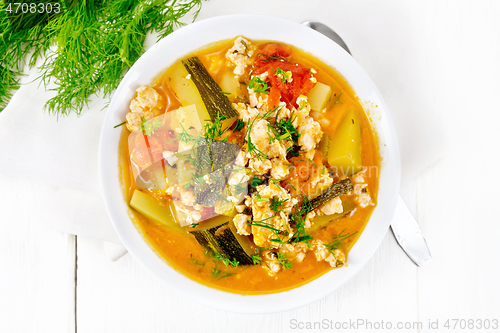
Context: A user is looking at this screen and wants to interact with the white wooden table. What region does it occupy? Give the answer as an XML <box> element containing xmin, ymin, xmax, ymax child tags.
<box><xmin>1</xmin><ymin>1</ymin><xmax>500</xmax><ymax>332</ymax></box>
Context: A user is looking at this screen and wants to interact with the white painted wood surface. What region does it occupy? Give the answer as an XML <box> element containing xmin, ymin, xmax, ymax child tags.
<box><xmin>1</xmin><ymin>1</ymin><xmax>500</xmax><ymax>332</ymax></box>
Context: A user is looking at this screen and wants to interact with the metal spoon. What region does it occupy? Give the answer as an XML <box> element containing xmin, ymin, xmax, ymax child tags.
<box><xmin>303</xmin><ymin>21</ymin><xmax>432</xmax><ymax>267</ymax></box>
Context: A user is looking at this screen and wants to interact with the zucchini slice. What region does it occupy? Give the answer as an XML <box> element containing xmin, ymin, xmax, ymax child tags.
<box><xmin>194</xmin><ymin>168</ymin><xmax>227</xmax><ymax>207</ymax></box>
<box><xmin>309</xmin><ymin>198</ymin><xmax>357</xmax><ymax>232</ymax></box>
<box><xmin>310</xmin><ymin>178</ymin><xmax>354</xmax><ymax>210</ymax></box>
<box><xmin>189</xmin><ymin>219</ymin><xmax>254</xmax><ymax>265</ymax></box>
<box><xmin>194</xmin><ymin>141</ymin><xmax>241</xmax><ymax>207</ymax></box>
<box><xmin>168</xmin><ymin>62</ymin><xmax>211</xmax><ymax>124</ymax></box>
<box><xmin>182</xmin><ymin>57</ymin><xmax>239</xmax><ymax>130</ymax></box>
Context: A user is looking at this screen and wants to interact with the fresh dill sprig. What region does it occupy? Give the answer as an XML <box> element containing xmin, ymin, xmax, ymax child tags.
<box><xmin>213</xmin><ymin>253</ymin><xmax>239</xmax><ymax>267</ymax></box>
<box><xmin>272</xmin><ymin>67</ymin><xmax>290</xmax><ymax>84</ymax></box>
<box><xmin>276</xmin><ymin>252</ymin><xmax>292</xmax><ymax>269</ymax></box>
<box><xmin>256</xmin><ymin>53</ymin><xmax>286</xmax><ymax>63</ymax></box>
<box><xmin>211</xmin><ymin>260</ymin><xmax>237</xmax><ymax>281</ymax></box>
<box><xmin>114</xmin><ymin>121</ymin><xmax>127</xmax><ymax>128</ymax></box>
<box><xmin>308</xmin><ymin>158</ymin><xmax>319</xmax><ymax>168</ymax></box>
<box><xmin>325</xmin><ymin>230</ymin><xmax>358</xmax><ymax>255</ymax></box>
<box><xmin>140</xmin><ymin>116</ymin><xmax>162</xmax><ymax>136</ymax></box>
<box><xmin>332</xmin><ymin>91</ymin><xmax>343</xmax><ymax>106</ymax></box>
<box><xmin>0</xmin><ymin>0</ymin><xmax>204</xmax><ymax>115</ymax></box>
<box><xmin>0</xmin><ymin>65</ymin><xmax>20</xmax><ymax>111</ymax></box>
<box><xmin>254</xmin><ymin>193</ymin><xmax>270</xmax><ymax>202</ymax></box>
<box><xmin>233</xmin><ymin>118</ymin><xmax>244</xmax><ymax>132</ymax></box>
<box><xmin>204</xmin><ymin>113</ymin><xmax>229</xmax><ymax>141</ymax></box>
<box><xmin>251</xmin><ymin>248</ymin><xmax>262</xmax><ymax>265</ymax></box>
<box><xmin>248</xmin><ymin>76</ymin><xmax>270</xmax><ymax>94</ymax></box>
<box><xmin>288</xmin><ymin>195</ymin><xmax>313</xmax><ymax>245</ymax></box>
<box><xmin>0</xmin><ymin>0</ymin><xmax>54</xmax><ymax>111</ymax></box>
<box><xmin>276</xmin><ymin>115</ymin><xmax>299</xmax><ymax>144</ymax></box>
<box><xmin>246</xmin><ymin>115</ymin><xmax>268</xmax><ymax>160</ymax></box>
<box><xmin>249</xmin><ymin>222</ymin><xmax>282</xmax><ymax>233</ymax></box>
<box><xmin>270</xmin><ymin>197</ymin><xmax>288</xmax><ymax>212</ymax></box>
<box><xmin>251</xmin><ymin>254</ymin><xmax>262</xmax><ymax>265</ymax></box>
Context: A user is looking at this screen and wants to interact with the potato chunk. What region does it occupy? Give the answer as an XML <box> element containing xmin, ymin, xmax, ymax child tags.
<box><xmin>328</xmin><ymin>108</ymin><xmax>362</xmax><ymax>175</ymax></box>
<box><xmin>307</xmin><ymin>81</ymin><xmax>332</xmax><ymax>112</ymax></box>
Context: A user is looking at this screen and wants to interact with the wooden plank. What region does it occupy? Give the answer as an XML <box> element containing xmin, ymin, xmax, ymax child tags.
<box><xmin>414</xmin><ymin>0</ymin><xmax>500</xmax><ymax>328</ymax></box>
<box><xmin>0</xmin><ymin>173</ymin><xmax>76</xmax><ymax>333</ymax></box>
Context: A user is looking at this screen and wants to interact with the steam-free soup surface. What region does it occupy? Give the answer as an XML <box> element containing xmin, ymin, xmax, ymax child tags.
<box><xmin>119</xmin><ymin>37</ymin><xmax>379</xmax><ymax>294</ymax></box>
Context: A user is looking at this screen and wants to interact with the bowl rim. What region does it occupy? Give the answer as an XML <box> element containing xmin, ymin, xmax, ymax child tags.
<box><xmin>98</xmin><ymin>14</ymin><xmax>401</xmax><ymax>313</ymax></box>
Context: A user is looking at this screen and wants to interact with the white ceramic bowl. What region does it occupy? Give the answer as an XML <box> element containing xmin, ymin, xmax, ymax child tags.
<box><xmin>98</xmin><ymin>14</ymin><xmax>401</xmax><ymax>313</ymax></box>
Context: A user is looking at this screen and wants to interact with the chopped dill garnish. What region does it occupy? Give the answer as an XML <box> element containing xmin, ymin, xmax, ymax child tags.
<box><xmin>270</xmin><ymin>197</ymin><xmax>288</xmax><ymax>212</ymax></box>
<box><xmin>249</xmin><ymin>222</ymin><xmax>282</xmax><ymax>233</ymax></box>
<box><xmin>288</xmin><ymin>195</ymin><xmax>313</xmax><ymax>245</ymax></box>
<box><xmin>250</xmin><ymin>177</ymin><xmax>263</xmax><ymax>188</ymax></box>
<box><xmin>276</xmin><ymin>114</ymin><xmax>299</xmax><ymax>144</ymax></box>
<box><xmin>213</xmin><ymin>253</ymin><xmax>239</xmax><ymax>267</ymax></box>
<box><xmin>246</xmin><ymin>115</ymin><xmax>268</xmax><ymax>160</ymax></box>
<box><xmin>211</xmin><ymin>261</ymin><xmax>237</xmax><ymax>281</ymax></box>
<box><xmin>251</xmin><ymin>254</ymin><xmax>262</xmax><ymax>265</ymax></box>
<box><xmin>233</xmin><ymin>118</ymin><xmax>245</xmax><ymax>132</ymax></box>
<box><xmin>270</xmin><ymin>178</ymin><xmax>296</xmax><ymax>191</ymax></box>
<box><xmin>220</xmin><ymin>91</ymin><xmax>231</xmax><ymax>95</ymax></box>
<box><xmin>248</xmin><ymin>216</ymin><xmax>284</xmax><ymax>234</ymax></box>
<box><xmin>308</xmin><ymin>158</ymin><xmax>319</xmax><ymax>168</ymax></box>
<box><xmin>251</xmin><ymin>248</ymin><xmax>262</xmax><ymax>265</ymax></box>
<box><xmin>177</xmin><ymin>123</ymin><xmax>198</xmax><ymax>143</ymax></box>
<box><xmin>272</xmin><ymin>67</ymin><xmax>290</xmax><ymax>84</ymax></box>
<box><xmin>215</xmin><ymin>192</ymin><xmax>230</xmax><ymax>203</ymax></box>
<box><xmin>190</xmin><ymin>223</ymin><xmax>199</xmax><ymax>228</ymax></box>
<box><xmin>248</xmin><ymin>76</ymin><xmax>270</xmax><ymax>94</ymax></box>
<box><xmin>190</xmin><ymin>259</ymin><xmax>205</xmax><ymax>266</ymax></box>
<box><xmin>276</xmin><ymin>252</ymin><xmax>293</xmax><ymax>269</ymax></box>
<box><xmin>141</xmin><ymin>116</ymin><xmax>162</xmax><ymax>136</ymax></box>
<box><xmin>236</xmin><ymin>96</ymin><xmax>249</xmax><ymax>102</ymax></box>
<box><xmin>325</xmin><ymin>230</ymin><xmax>358</xmax><ymax>255</ymax></box>
<box><xmin>114</xmin><ymin>121</ymin><xmax>126</xmax><ymax>128</ymax></box>
<box><xmin>257</xmin><ymin>53</ymin><xmax>286</xmax><ymax>63</ymax></box>
<box><xmin>204</xmin><ymin>113</ymin><xmax>229</xmax><ymax>141</ymax></box>
<box><xmin>332</xmin><ymin>91</ymin><xmax>343</xmax><ymax>106</ymax></box>
<box><xmin>254</xmin><ymin>193</ymin><xmax>270</xmax><ymax>202</ymax></box>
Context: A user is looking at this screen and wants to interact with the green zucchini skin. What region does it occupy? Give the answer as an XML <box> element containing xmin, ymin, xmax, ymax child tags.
<box><xmin>310</xmin><ymin>178</ymin><xmax>354</xmax><ymax>210</ymax></box>
<box><xmin>194</xmin><ymin>141</ymin><xmax>241</xmax><ymax>207</ymax></box>
<box><xmin>194</xmin><ymin>168</ymin><xmax>227</xmax><ymax>207</ymax></box>
<box><xmin>182</xmin><ymin>57</ymin><xmax>239</xmax><ymax>122</ymax></box>
<box><xmin>308</xmin><ymin>198</ymin><xmax>357</xmax><ymax>232</ymax></box>
<box><xmin>189</xmin><ymin>222</ymin><xmax>254</xmax><ymax>265</ymax></box>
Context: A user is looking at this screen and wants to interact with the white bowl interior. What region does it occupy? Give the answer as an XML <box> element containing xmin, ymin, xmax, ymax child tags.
<box><xmin>98</xmin><ymin>14</ymin><xmax>401</xmax><ymax>313</ymax></box>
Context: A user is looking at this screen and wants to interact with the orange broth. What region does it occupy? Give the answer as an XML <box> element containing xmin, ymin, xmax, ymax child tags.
<box><xmin>118</xmin><ymin>38</ymin><xmax>380</xmax><ymax>294</ymax></box>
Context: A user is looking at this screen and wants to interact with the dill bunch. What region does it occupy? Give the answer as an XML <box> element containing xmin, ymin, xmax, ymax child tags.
<box><xmin>0</xmin><ymin>0</ymin><xmax>56</xmax><ymax>109</ymax></box>
<box><xmin>0</xmin><ymin>0</ymin><xmax>203</xmax><ymax>115</ymax></box>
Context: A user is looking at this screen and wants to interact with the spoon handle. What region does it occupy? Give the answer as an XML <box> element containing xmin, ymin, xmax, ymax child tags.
<box><xmin>302</xmin><ymin>21</ymin><xmax>352</xmax><ymax>55</ymax></box>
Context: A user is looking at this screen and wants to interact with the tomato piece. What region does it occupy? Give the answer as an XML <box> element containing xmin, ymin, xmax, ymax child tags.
<box><xmin>131</xmin><ymin>139</ymin><xmax>151</xmax><ymax>170</ymax></box>
<box><xmin>252</xmin><ymin>43</ymin><xmax>317</xmax><ymax>108</ymax></box>
<box><xmin>131</xmin><ymin>134</ymin><xmax>165</xmax><ymax>170</ymax></box>
<box><xmin>253</xmin><ymin>43</ymin><xmax>292</xmax><ymax>74</ymax></box>
<box><xmin>154</xmin><ymin>129</ymin><xmax>179</xmax><ymax>152</ymax></box>
<box><xmin>146</xmin><ymin>136</ymin><xmax>164</xmax><ymax>162</ymax></box>
<box><xmin>268</xmin><ymin>85</ymin><xmax>281</xmax><ymax>109</ymax></box>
